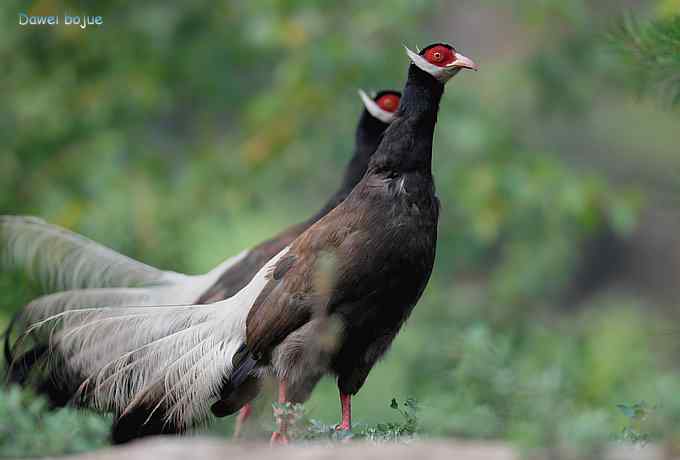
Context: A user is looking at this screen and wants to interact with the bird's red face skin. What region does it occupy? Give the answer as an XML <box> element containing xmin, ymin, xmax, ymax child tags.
<box><xmin>376</xmin><ymin>94</ymin><xmax>400</xmax><ymax>113</ymax></box>
<box><xmin>423</xmin><ymin>45</ymin><xmax>456</xmax><ymax>68</ymax></box>
<box><xmin>405</xmin><ymin>43</ymin><xmax>478</xmax><ymax>82</ymax></box>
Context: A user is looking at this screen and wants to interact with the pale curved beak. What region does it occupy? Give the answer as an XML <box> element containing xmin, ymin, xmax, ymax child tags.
<box><xmin>448</xmin><ymin>52</ymin><xmax>479</xmax><ymax>71</ymax></box>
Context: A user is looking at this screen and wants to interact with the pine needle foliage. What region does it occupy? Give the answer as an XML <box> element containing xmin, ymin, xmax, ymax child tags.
<box><xmin>611</xmin><ymin>13</ymin><xmax>680</xmax><ymax>105</ymax></box>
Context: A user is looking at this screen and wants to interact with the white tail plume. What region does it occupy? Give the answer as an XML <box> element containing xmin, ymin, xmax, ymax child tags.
<box><xmin>18</xmin><ymin>249</ymin><xmax>249</xmax><ymax>326</ymax></box>
<box><xmin>19</xmin><ymin>247</ymin><xmax>289</xmax><ymax>430</ymax></box>
<box><xmin>0</xmin><ymin>216</ymin><xmax>179</xmax><ymax>291</ymax></box>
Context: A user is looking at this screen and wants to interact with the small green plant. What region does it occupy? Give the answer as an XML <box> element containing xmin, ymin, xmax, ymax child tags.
<box><xmin>272</xmin><ymin>401</ymin><xmax>308</xmax><ymax>441</ymax></box>
<box><xmin>616</xmin><ymin>401</ymin><xmax>654</xmax><ymax>446</ymax></box>
<box><xmin>304</xmin><ymin>419</ymin><xmax>354</xmax><ymax>442</ymax></box>
<box><xmin>358</xmin><ymin>398</ymin><xmax>419</xmax><ymax>442</ymax></box>
<box><xmin>303</xmin><ymin>398</ymin><xmax>419</xmax><ymax>443</ymax></box>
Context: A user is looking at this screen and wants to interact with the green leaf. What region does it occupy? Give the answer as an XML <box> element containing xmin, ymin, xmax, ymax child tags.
<box><xmin>617</xmin><ymin>403</ymin><xmax>635</xmax><ymax>418</ymax></box>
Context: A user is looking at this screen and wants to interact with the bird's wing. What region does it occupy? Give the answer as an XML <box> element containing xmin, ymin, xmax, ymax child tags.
<box><xmin>0</xmin><ymin>215</ymin><xmax>179</xmax><ymax>291</ymax></box>
<box><xmin>245</xmin><ymin>206</ymin><xmax>361</xmax><ymax>358</ymax></box>
<box><xmin>14</xmin><ymin>247</ymin><xmax>289</xmax><ymax>431</ymax></box>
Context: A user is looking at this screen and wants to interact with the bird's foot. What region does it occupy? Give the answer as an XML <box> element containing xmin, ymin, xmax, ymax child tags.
<box><xmin>270</xmin><ymin>431</ymin><xmax>289</xmax><ymax>446</ymax></box>
<box><xmin>333</xmin><ymin>423</ymin><xmax>352</xmax><ymax>443</ymax></box>
<box><xmin>334</xmin><ymin>422</ymin><xmax>351</xmax><ymax>431</ymax></box>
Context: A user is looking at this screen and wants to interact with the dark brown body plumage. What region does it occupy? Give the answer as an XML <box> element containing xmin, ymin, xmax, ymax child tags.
<box><xmin>244</xmin><ymin>170</ymin><xmax>439</xmax><ymax>396</ymax></box>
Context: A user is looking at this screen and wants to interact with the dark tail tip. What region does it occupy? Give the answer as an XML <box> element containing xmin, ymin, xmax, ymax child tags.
<box><xmin>111</xmin><ymin>406</ymin><xmax>183</xmax><ymax>445</ymax></box>
<box><xmin>3</xmin><ymin>311</ymin><xmax>23</xmax><ymax>372</ymax></box>
<box><xmin>7</xmin><ymin>345</ymin><xmax>48</xmax><ymax>385</ymax></box>
<box><xmin>6</xmin><ymin>344</ymin><xmax>79</xmax><ymax>409</ymax></box>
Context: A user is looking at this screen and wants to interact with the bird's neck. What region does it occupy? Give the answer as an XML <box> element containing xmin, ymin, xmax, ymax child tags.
<box><xmin>368</xmin><ymin>65</ymin><xmax>444</xmax><ymax>175</ymax></box>
<box><xmin>340</xmin><ymin>110</ymin><xmax>387</xmax><ymax>190</ymax></box>
<box><xmin>304</xmin><ymin>110</ymin><xmax>387</xmax><ymax>225</ymax></box>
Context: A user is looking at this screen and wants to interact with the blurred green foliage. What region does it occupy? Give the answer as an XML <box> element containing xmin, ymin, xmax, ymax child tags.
<box><xmin>611</xmin><ymin>10</ymin><xmax>680</xmax><ymax>104</ymax></box>
<box><xmin>0</xmin><ymin>386</ymin><xmax>109</xmax><ymax>457</ymax></box>
<box><xmin>2</xmin><ymin>0</ymin><xmax>680</xmax><ymax>456</ymax></box>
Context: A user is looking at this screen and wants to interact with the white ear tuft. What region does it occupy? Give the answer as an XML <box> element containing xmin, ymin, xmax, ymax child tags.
<box><xmin>357</xmin><ymin>89</ymin><xmax>397</xmax><ymax>124</ymax></box>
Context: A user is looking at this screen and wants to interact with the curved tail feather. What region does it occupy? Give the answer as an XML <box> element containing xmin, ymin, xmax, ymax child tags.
<box><xmin>21</xmin><ymin>288</ymin><xmax>158</xmax><ymax>324</ymax></box>
<box><xmin>16</xmin><ymin>246</ymin><xmax>251</xmax><ymax>327</ymax></box>
<box><xmin>0</xmin><ymin>215</ymin><xmax>177</xmax><ymax>292</ymax></box>
<box><xmin>12</xmin><ymin>247</ymin><xmax>288</xmax><ymax>432</ymax></box>
<box><xmin>3</xmin><ymin>249</ymin><xmax>251</xmax><ymax>402</ymax></box>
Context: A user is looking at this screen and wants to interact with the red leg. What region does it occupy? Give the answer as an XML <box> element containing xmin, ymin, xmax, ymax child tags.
<box><xmin>233</xmin><ymin>403</ymin><xmax>252</xmax><ymax>439</ymax></box>
<box><xmin>335</xmin><ymin>392</ymin><xmax>351</xmax><ymax>431</ymax></box>
<box><xmin>270</xmin><ymin>380</ymin><xmax>289</xmax><ymax>445</ymax></box>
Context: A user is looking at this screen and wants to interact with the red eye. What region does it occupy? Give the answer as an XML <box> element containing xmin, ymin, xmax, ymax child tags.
<box><xmin>424</xmin><ymin>45</ymin><xmax>455</xmax><ymax>67</ymax></box>
<box><xmin>376</xmin><ymin>94</ymin><xmax>400</xmax><ymax>112</ymax></box>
